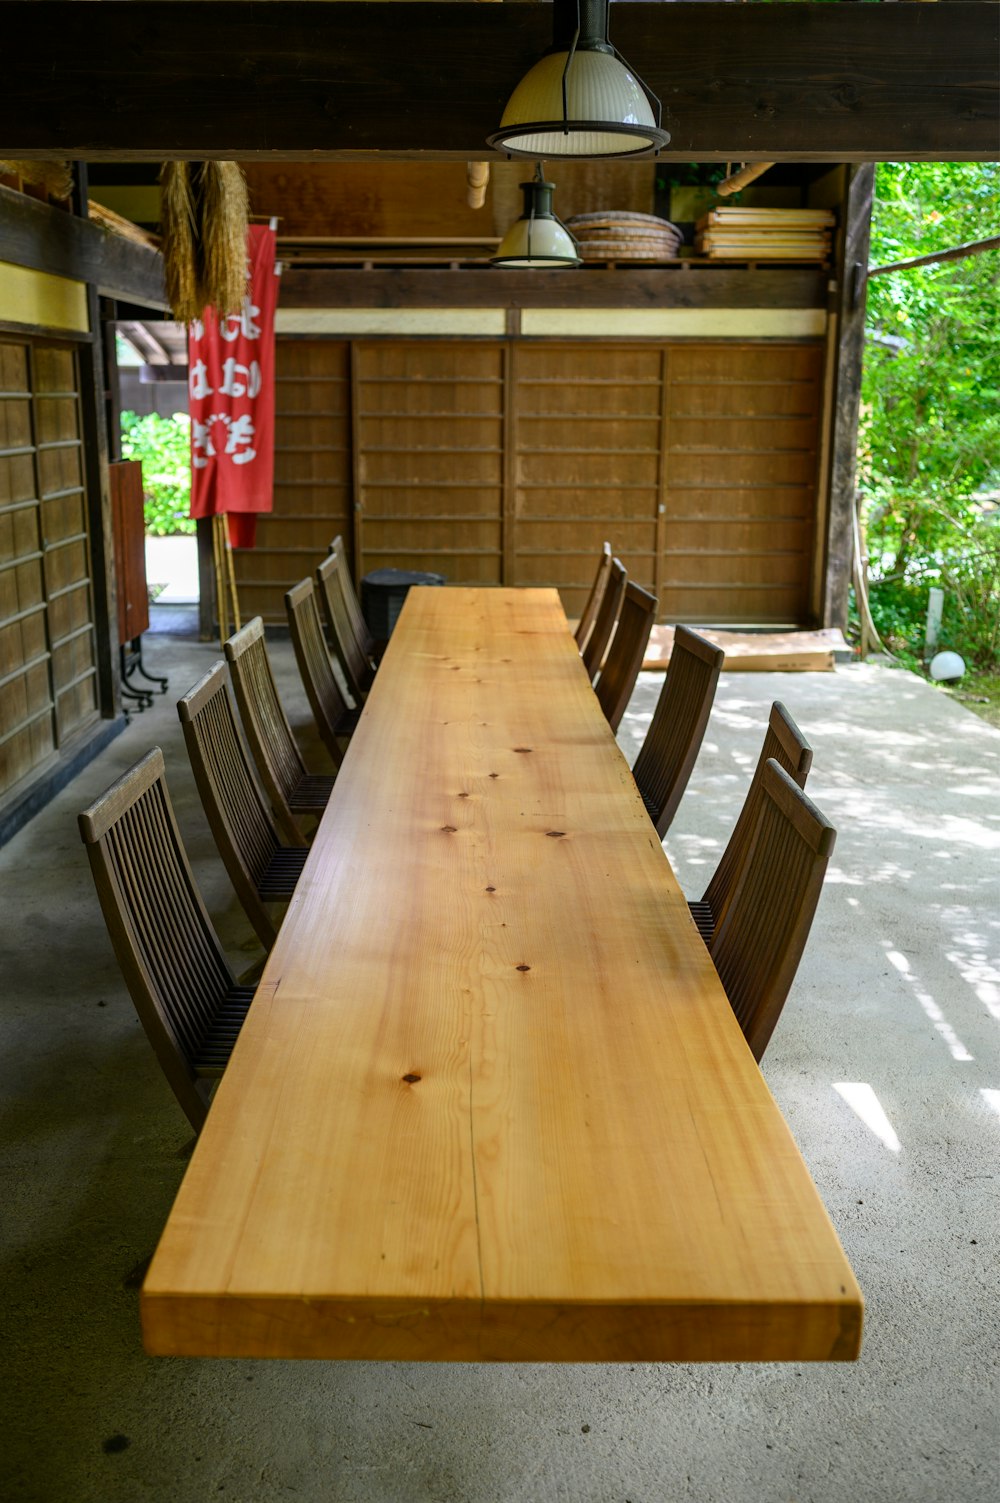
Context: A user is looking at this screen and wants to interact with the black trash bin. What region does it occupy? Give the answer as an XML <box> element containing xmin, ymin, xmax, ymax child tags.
<box><xmin>361</xmin><ymin>567</ymin><xmax>446</xmax><ymax>643</ymax></box>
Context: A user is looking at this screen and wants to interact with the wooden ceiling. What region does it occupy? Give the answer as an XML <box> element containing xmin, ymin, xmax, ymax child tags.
<box><xmin>1</xmin><ymin>3</ymin><xmax>997</xmax><ymax>163</ymax></box>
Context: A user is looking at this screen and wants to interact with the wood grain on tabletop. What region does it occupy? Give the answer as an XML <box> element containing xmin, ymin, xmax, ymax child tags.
<box><xmin>142</xmin><ymin>587</ymin><xmax>862</xmax><ymax>1362</ymax></box>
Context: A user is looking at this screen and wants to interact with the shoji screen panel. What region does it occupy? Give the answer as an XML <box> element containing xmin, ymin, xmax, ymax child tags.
<box><xmin>354</xmin><ymin>342</ymin><xmax>504</xmax><ymax>586</ymax></box>
<box><xmin>232</xmin><ymin>340</ymin><xmax>352</xmax><ymax>623</ymax></box>
<box><xmin>512</xmin><ymin>344</ymin><xmax>661</xmax><ymax>620</ymax></box>
<box><xmin>662</xmin><ymin>343</ymin><xmax>823</xmax><ymax>624</ymax></box>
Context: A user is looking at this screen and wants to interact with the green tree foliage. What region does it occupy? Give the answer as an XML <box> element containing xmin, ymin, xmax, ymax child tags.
<box><xmin>860</xmin><ymin>164</ymin><xmax>1000</xmax><ymax>666</ymax></box>
<box><xmin>119</xmin><ymin>410</ymin><xmax>194</xmax><ymax>536</ymax></box>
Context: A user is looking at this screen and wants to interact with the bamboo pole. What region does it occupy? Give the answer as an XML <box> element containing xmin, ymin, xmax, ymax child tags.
<box><xmin>224</xmin><ymin>523</ymin><xmax>242</xmax><ymax>632</ymax></box>
<box><xmin>869</xmin><ymin>234</ymin><xmax>1000</xmax><ymax>277</ymax></box>
<box><xmin>716</xmin><ymin>162</ymin><xmax>776</xmax><ymax>197</ymax></box>
<box><xmin>212</xmin><ymin>515</ymin><xmax>230</xmax><ymax>646</ymax></box>
<box><xmin>466</xmin><ymin>161</ymin><xmax>490</xmax><ymax>210</ymax></box>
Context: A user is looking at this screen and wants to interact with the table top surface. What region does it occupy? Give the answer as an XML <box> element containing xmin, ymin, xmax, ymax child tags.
<box><xmin>142</xmin><ymin>588</ymin><xmax>862</xmax><ymax>1362</ymax></box>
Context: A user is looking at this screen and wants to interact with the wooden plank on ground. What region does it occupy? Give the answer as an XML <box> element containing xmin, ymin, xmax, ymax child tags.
<box><xmin>643</xmin><ymin>624</ymin><xmax>844</xmax><ymax>673</ymax></box>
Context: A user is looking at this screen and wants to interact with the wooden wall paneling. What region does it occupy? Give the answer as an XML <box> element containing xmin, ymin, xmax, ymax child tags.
<box><xmin>501</xmin><ymin>340</ymin><xmax>516</xmax><ymax>586</ymax></box>
<box><xmin>654</xmin><ymin>346</ymin><xmax>669</xmax><ymax>613</ymax></box>
<box><xmin>231</xmin><ymin>340</ymin><xmax>352</xmax><ymax>623</ymax></box>
<box><xmin>354</xmin><ymin>341</ymin><xmax>504</xmax><ymax>587</ymax></box>
<box><xmin>661</xmin><ymin>342</ymin><xmax>823</xmax><ymax>625</ymax></box>
<box><xmin>350</xmin><ymin>340</ymin><xmax>363</xmax><ymax>584</ymax></box>
<box><xmin>514</xmin><ymin>343</ymin><xmax>660</xmax><ymax>617</ymax></box>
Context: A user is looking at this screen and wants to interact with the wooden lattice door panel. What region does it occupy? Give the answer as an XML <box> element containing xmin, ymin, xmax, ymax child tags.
<box><xmin>661</xmin><ymin>344</ymin><xmax>823</xmax><ymax>625</ymax></box>
<box><xmin>231</xmin><ymin>341</ymin><xmax>352</xmax><ymax>623</ymax></box>
<box><xmin>0</xmin><ymin>342</ymin><xmax>54</xmax><ymax>796</ymax></box>
<box><xmin>1</xmin><ymin>339</ymin><xmax>101</xmax><ymax>801</ymax></box>
<box><xmin>353</xmin><ymin>342</ymin><xmax>504</xmax><ymax>586</ymax></box>
<box><xmin>34</xmin><ymin>346</ymin><xmax>99</xmax><ymax>740</ymax></box>
<box><xmin>512</xmin><ymin>344</ymin><xmax>661</xmax><ymax>618</ymax></box>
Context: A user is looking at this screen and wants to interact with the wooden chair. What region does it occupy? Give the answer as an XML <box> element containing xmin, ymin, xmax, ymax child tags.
<box><xmin>709</xmin><ymin>758</ymin><xmax>836</xmax><ymax>1062</ymax></box>
<box><xmin>316</xmin><ymin>550</ymin><xmax>375</xmax><ymax>704</ymax></box>
<box><xmin>285</xmin><ymin>578</ymin><xmax>360</xmax><ymax>767</ymax></box>
<box><xmin>595</xmin><ymin>579</ymin><xmax>657</xmax><ymax>732</ymax></box>
<box><xmin>178</xmin><ymin>662</ymin><xmax>309</xmax><ymax>949</ymax></box>
<box><xmin>631</xmin><ymin>624</ymin><xmax>725</xmax><ymax>838</ymax></box>
<box><xmin>581</xmin><ymin>555</ymin><xmax>626</xmax><ymax>682</ymax></box>
<box><xmin>224</xmin><ymin>616</ymin><xmax>334</xmax><ymax>846</ymax></box>
<box><xmin>689</xmin><ymin>701</ymin><xmax>813</xmax><ymax>945</ymax></box>
<box><xmin>574</xmin><ymin>541</ymin><xmax>612</xmax><ymax>653</ymax></box>
<box><xmin>329</xmin><ymin>534</ymin><xmax>380</xmax><ymax>665</ymax></box>
<box><xmin>78</xmin><ymin>747</ymin><xmax>256</xmax><ymax>1132</ymax></box>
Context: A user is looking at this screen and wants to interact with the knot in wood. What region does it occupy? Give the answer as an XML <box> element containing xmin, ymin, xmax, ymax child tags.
<box><xmin>402</xmin><ymin>1073</ymin><xmax>421</xmax><ymax>1084</ymax></box>
<box><xmin>513</xmin><ymin>747</ymin><xmax>533</xmax><ymax>754</ymax></box>
<box><xmin>516</xmin><ymin>964</ymin><xmax>531</xmax><ymax>973</ymax></box>
<box><xmin>440</xmin><ymin>825</ymin><xmax>457</xmax><ymax>833</ymax></box>
<box><xmin>545</xmin><ymin>830</ymin><xmax>566</xmax><ymax>838</ymax></box>
<box><xmin>485</xmin><ymin>886</ymin><xmax>496</xmax><ymax>893</ymax></box>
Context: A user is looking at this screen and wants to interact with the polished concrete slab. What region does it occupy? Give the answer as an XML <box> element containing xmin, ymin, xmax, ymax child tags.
<box><xmin>2</xmin><ymin>628</ymin><xmax>998</xmax><ymax>1503</ymax></box>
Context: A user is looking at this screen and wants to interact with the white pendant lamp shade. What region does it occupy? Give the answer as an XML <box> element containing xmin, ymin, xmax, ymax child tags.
<box><xmin>491</xmin><ymin>175</ymin><xmax>581</xmax><ymax>268</ymax></box>
<box><xmin>492</xmin><ymin>50</ymin><xmax>663</xmax><ymax>159</ymax></box>
<box><xmin>487</xmin><ymin>0</ymin><xmax>669</xmax><ymax>159</ymax></box>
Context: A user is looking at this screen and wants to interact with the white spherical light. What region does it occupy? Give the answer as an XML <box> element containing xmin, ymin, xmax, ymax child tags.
<box><xmin>929</xmin><ymin>650</ymin><xmax>966</xmax><ymax>682</ymax></box>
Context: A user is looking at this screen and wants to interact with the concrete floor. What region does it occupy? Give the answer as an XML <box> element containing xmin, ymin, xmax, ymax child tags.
<box><xmin>2</xmin><ymin>627</ymin><xmax>998</xmax><ymax>1503</ymax></box>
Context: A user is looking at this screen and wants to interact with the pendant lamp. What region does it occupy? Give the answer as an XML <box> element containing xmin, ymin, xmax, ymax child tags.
<box><xmin>487</xmin><ymin>0</ymin><xmax>669</xmax><ymax>160</ymax></box>
<box><xmin>491</xmin><ymin>166</ymin><xmax>581</xmax><ymax>268</ymax></box>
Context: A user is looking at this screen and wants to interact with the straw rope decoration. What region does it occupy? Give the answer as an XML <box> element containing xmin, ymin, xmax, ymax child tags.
<box><xmin>160</xmin><ymin>161</ymin><xmax>249</xmax><ymax>325</ymax></box>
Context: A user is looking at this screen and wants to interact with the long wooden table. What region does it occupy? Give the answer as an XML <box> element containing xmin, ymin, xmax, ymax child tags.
<box><xmin>142</xmin><ymin>588</ymin><xmax>863</xmax><ymax>1362</ymax></box>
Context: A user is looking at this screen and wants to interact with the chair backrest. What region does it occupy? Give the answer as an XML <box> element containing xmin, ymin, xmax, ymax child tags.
<box><xmin>595</xmin><ymin>580</ymin><xmax>657</xmax><ymax>732</ymax></box>
<box><xmin>575</xmin><ymin>541</ymin><xmax>613</xmax><ymax>651</ymax></box>
<box><xmin>223</xmin><ymin>616</ymin><xmax>307</xmax><ymax>845</ymax></box>
<box><xmin>631</xmin><ymin>624</ymin><xmax>725</xmax><ymax>838</ymax></box>
<box><xmin>709</xmin><ymin>758</ymin><xmax>836</xmax><ymax>1062</ymax></box>
<box><xmin>581</xmin><ymin>555</ymin><xmax>627</xmax><ymax>681</ymax></box>
<box><xmin>285</xmin><ymin>577</ymin><xmax>349</xmax><ymax>768</ymax></box>
<box><xmin>316</xmin><ymin>550</ymin><xmax>373</xmax><ymax>703</ymax></box>
<box><xmin>330</xmin><ymin>534</ymin><xmax>376</xmax><ymax>661</ymax></box>
<box><xmin>78</xmin><ymin>747</ymin><xmax>235</xmax><ymax>1131</ymax></box>
<box><xmin>701</xmin><ymin>701</ymin><xmax>813</xmax><ymax>941</ymax></box>
<box><xmin>178</xmin><ymin>662</ymin><xmax>286</xmax><ymax>948</ymax></box>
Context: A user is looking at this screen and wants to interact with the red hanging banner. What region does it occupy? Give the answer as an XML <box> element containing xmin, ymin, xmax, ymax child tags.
<box><xmin>188</xmin><ymin>223</ymin><xmax>278</xmax><ymax>548</ymax></box>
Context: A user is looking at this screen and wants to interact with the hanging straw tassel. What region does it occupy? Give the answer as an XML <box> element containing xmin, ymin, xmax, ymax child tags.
<box><xmin>199</xmin><ymin>162</ymin><xmax>250</xmax><ymax>317</ymax></box>
<box><xmin>159</xmin><ymin>160</ymin><xmax>249</xmax><ymax>323</ymax></box>
<box><xmin>160</xmin><ymin>162</ymin><xmax>200</xmax><ymax>324</ymax></box>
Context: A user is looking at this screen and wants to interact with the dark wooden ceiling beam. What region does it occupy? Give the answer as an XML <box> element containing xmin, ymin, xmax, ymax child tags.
<box><xmin>278</xmin><ymin>265</ymin><xmax>828</xmax><ymax>312</ymax></box>
<box><xmin>0</xmin><ymin>3</ymin><xmax>996</xmax><ymax>162</ymax></box>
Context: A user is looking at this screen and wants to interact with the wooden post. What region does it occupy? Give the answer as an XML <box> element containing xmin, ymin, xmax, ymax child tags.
<box><xmin>822</xmin><ymin>164</ymin><xmax>875</xmax><ymax>631</ymax></box>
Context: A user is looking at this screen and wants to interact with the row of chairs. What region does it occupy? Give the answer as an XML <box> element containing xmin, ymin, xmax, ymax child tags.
<box><xmin>78</xmin><ymin>540</ymin><xmax>372</xmax><ymax>1130</ymax></box>
<box><xmin>79</xmin><ymin>539</ymin><xmax>835</xmax><ymax>1131</ymax></box>
<box><xmin>574</xmin><ymin>541</ymin><xmax>836</xmax><ymax>1064</ymax></box>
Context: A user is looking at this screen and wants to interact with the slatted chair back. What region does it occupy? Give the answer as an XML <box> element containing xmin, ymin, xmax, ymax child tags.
<box><xmin>78</xmin><ymin>747</ymin><xmax>250</xmax><ymax>1132</ymax></box>
<box><xmin>178</xmin><ymin>662</ymin><xmax>291</xmax><ymax>949</ymax></box>
<box><xmin>285</xmin><ymin>577</ymin><xmax>352</xmax><ymax>768</ymax></box>
<box><xmin>631</xmin><ymin>624</ymin><xmax>725</xmax><ymax>838</ymax></box>
<box><xmin>330</xmin><ymin>534</ymin><xmax>377</xmax><ymax>663</ymax></box>
<box><xmin>595</xmin><ymin>580</ymin><xmax>657</xmax><ymax>732</ymax></box>
<box><xmin>697</xmin><ymin>701</ymin><xmax>813</xmax><ymax>943</ymax></box>
<box><xmin>317</xmin><ymin>551</ymin><xmax>374</xmax><ymax>703</ymax></box>
<box><xmin>709</xmin><ymin>758</ymin><xmax>836</xmax><ymax>1062</ymax></box>
<box><xmin>575</xmin><ymin>541</ymin><xmax>613</xmax><ymax>651</ymax></box>
<box><xmin>224</xmin><ymin>617</ymin><xmax>309</xmax><ymax>845</ymax></box>
<box><xmin>581</xmin><ymin>555</ymin><xmax>626</xmax><ymax>682</ymax></box>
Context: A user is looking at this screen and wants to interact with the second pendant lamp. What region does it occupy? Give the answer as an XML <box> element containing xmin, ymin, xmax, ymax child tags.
<box><xmin>491</xmin><ymin>166</ymin><xmax>581</xmax><ymax>269</ymax></box>
<box><xmin>487</xmin><ymin>0</ymin><xmax>669</xmax><ymax>160</ymax></box>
